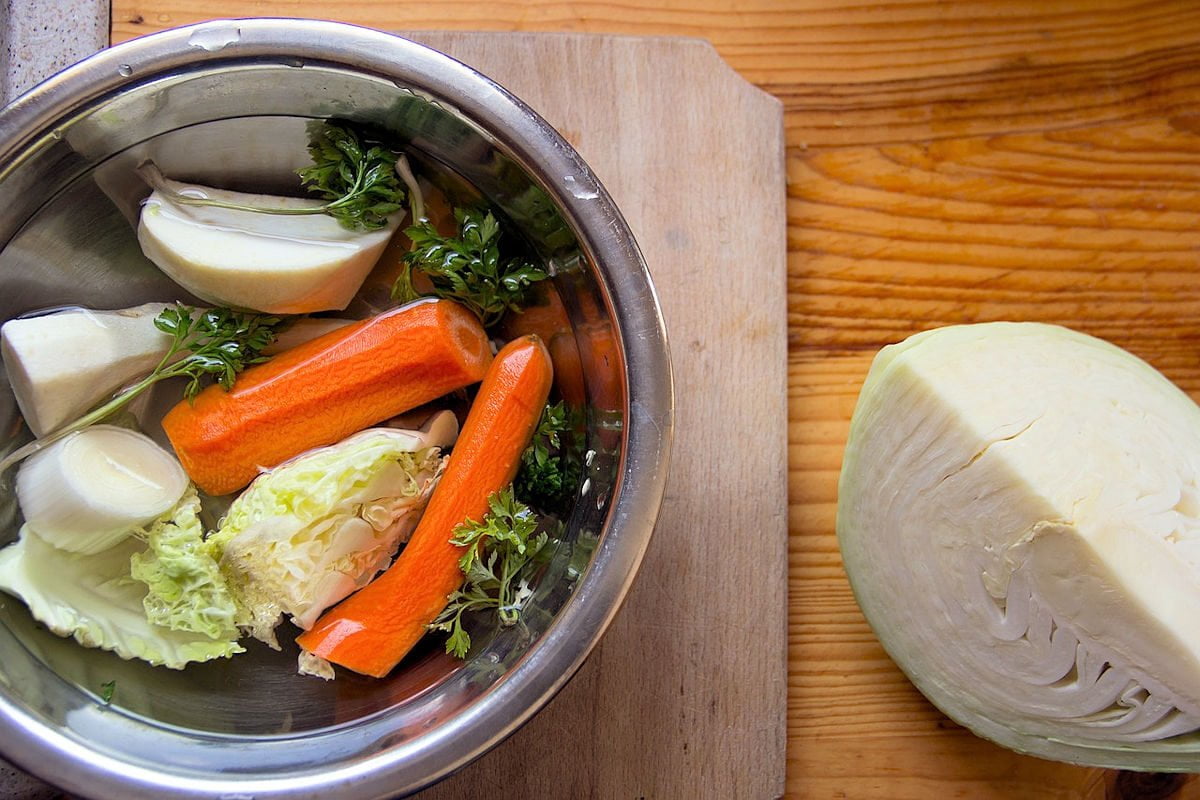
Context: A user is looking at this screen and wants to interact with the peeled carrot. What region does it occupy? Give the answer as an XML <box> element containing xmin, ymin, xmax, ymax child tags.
<box><xmin>297</xmin><ymin>334</ymin><xmax>553</xmax><ymax>677</ymax></box>
<box><xmin>161</xmin><ymin>299</ymin><xmax>491</xmax><ymax>496</ymax></box>
<box><xmin>502</xmin><ymin>285</ymin><xmax>586</xmax><ymax>406</ymax></box>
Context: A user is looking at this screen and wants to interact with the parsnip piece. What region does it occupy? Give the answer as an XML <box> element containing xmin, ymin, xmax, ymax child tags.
<box><xmin>1</xmin><ymin>303</ymin><xmax>171</xmax><ymax>437</ymax></box>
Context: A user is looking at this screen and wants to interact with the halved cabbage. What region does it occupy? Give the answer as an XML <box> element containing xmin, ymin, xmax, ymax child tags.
<box><xmin>207</xmin><ymin>419</ymin><xmax>454</xmax><ymax>646</ymax></box>
<box><xmin>838</xmin><ymin>322</ymin><xmax>1200</xmax><ymax>769</ymax></box>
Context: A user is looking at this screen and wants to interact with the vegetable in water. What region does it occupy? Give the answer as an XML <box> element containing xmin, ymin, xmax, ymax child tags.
<box><xmin>135</xmin><ymin>121</ymin><xmax>411</xmax><ymax>313</ymax></box>
<box><xmin>515</xmin><ymin>401</ymin><xmax>582</xmax><ymax>512</ymax></box>
<box><xmin>0</xmin><ymin>497</ymin><xmax>244</xmax><ymax>669</ymax></box>
<box><xmin>295</xmin><ymin>122</ymin><xmax>409</xmax><ymax>231</ymax></box>
<box><xmin>130</xmin><ymin>487</ymin><xmax>239</xmax><ymax>641</ymax></box>
<box><xmin>16</xmin><ymin>426</ymin><xmax>188</xmax><ymax>555</ymax></box>
<box><xmin>206</xmin><ymin>419</ymin><xmax>454</xmax><ymax>648</ymax></box>
<box><xmin>393</xmin><ymin>208</ymin><xmax>549</xmax><ymax>326</ymax></box>
<box><xmin>138</xmin><ymin>174</ymin><xmax>400</xmax><ymax>314</ymax></box>
<box><xmin>161</xmin><ymin>299</ymin><xmax>491</xmax><ymax>496</ymax></box>
<box><xmin>0</xmin><ymin>119</ymin><xmax>571</xmax><ymax>684</ymax></box>
<box><xmin>430</xmin><ymin>487</ymin><xmax>550</xmax><ymax>658</ymax></box>
<box><xmin>298</xmin><ymin>334</ymin><xmax>554</xmax><ymax>677</ymax></box>
<box><xmin>838</xmin><ymin>322</ymin><xmax>1200</xmax><ymax>770</ymax></box>
<box><xmin>0</xmin><ymin>304</ymin><xmax>285</xmax><ymax>475</ymax></box>
<box><xmin>0</xmin><ymin>303</ymin><xmax>171</xmax><ymax>437</ymax></box>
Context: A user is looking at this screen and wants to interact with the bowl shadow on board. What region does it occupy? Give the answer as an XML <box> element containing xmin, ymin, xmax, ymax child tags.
<box><xmin>0</xmin><ymin>102</ymin><xmax>622</xmax><ymax>770</ymax></box>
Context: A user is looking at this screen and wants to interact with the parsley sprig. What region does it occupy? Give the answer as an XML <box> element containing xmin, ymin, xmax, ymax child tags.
<box><xmin>151</xmin><ymin>305</ymin><xmax>284</xmax><ymax>400</ymax></box>
<box><xmin>392</xmin><ymin>208</ymin><xmax>549</xmax><ymax>326</ymax></box>
<box><xmin>429</xmin><ymin>488</ymin><xmax>550</xmax><ymax>658</ymax></box>
<box><xmin>515</xmin><ymin>401</ymin><xmax>582</xmax><ymax>512</ymax></box>
<box><xmin>296</xmin><ymin>123</ymin><xmax>407</xmax><ymax>230</ymax></box>
<box><xmin>0</xmin><ymin>304</ymin><xmax>286</xmax><ymax>474</ymax></box>
<box><xmin>139</xmin><ymin>122</ymin><xmax>406</xmax><ymax>232</ymax></box>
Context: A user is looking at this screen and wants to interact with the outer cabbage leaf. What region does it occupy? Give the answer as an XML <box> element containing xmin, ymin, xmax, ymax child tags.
<box><xmin>0</xmin><ymin>525</ymin><xmax>244</xmax><ymax>669</ymax></box>
<box><xmin>207</xmin><ymin>428</ymin><xmax>445</xmax><ymax>646</ymax></box>
<box><xmin>130</xmin><ymin>487</ymin><xmax>239</xmax><ymax>641</ymax></box>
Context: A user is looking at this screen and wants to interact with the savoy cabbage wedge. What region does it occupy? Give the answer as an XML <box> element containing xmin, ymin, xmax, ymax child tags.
<box><xmin>207</xmin><ymin>418</ymin><xmax>454</xmax><ymax>647</ymax></box>
<box><xmin>0</xmin><ymin>522</ymin><xmax>243</xmax><ymax>669</ymax></box>
<box><xmin>837</xmin><ymin>322</ymin><xmax>1200</xmax><ymax>770</ymax></box>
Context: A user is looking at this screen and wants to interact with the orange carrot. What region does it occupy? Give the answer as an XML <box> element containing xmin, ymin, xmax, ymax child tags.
<box><xmin>502</xmin><ymin>285</ymin><xmax>586</xmax><ymax>406</ymax></box>
<box><xmin>297</xmin><ymin>334</ymin><xmax>553</xmax><ymax>677</ymax></box>
<box><xmin>161</xmin><ymin>299</ymin><xmax>492</xmax><ymax>496</ymax></box>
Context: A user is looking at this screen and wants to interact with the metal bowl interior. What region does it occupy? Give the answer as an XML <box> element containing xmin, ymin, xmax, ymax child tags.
<box><xmin>0</xmin><ymin>19</ymin><xmax>671</xmax><ymax>799</ymax></box>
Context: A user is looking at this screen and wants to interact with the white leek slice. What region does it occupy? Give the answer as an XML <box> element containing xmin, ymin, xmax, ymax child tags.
<box><xmin>137</xmin><ymin>178</ymin><xmax>398</xmax><ymax>314</ymax></box>
<box><xmin>17</xmin><ymin>425</ymin><xmax>188</xmax><ymax>554</ymax></box>
<box><xmin>838</xmin><ymin>322</ymin><xmax>1200</xmax><ymax>769</ymax></box>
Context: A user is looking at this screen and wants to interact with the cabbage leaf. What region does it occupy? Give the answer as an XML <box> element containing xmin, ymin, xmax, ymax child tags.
<box><xmin>0</xmin><ymin>525</ymin><xmax>243</xmax><ymax>669</ymax></box>
<box><xmin>207</xmin><ymin>428</ymin><xmax>445</xmax><ymax>646</ymax></box>
<box><xmin>130</xmin><ymin>487</ymin><xmax>239</xmax><ymax>641</ymax></box>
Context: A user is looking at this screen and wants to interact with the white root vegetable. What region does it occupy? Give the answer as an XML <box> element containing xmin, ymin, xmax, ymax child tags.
<box><xmin>838</xmin><ymin>322</ymin><xmax>1200</xmax><ymax>771</ymax></box>
<box><xmin>137</xmin><ymin>177</ymin><xmax>398</xmax><ymax>314</ymax></box>
<box><xmin>17</xmin><ymin>425</ymin><xmax>188</xmax><ymax>554</ymax></box>
<box><xmin>1</xmin><ymin>306</ymin><xmax>350</xmax><ymax>438</ymax></box>
<box><xmin>1</xmin><ymin>303</ymin><xmax>171</xmax><ymax>437</ymax></box>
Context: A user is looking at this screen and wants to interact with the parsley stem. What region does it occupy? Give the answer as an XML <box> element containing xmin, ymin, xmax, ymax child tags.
<box><xmin>137</xmin><ymin>162</ymin><xmax>331</xmax><ymax>217</ymax></box>
<box><xmin>394</xmin><ymin>154</ymin><xmax>425</xmax><ymax>223</ymax></box>
<box><xmin>0</xmin><ymin>372</ymin><xmax>163</xmax><ymax>475</ymax></box>
<box><xmin>158</xmin><ymin>196</ymin><xmax>332</xmax><ymax>216</ymax></box>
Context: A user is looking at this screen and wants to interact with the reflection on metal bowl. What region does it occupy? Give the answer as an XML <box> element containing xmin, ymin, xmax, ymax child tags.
<box><xmin>0</xmin><ymin>18</ymin><xmax>671</xmax><ymax>800</ymax></box>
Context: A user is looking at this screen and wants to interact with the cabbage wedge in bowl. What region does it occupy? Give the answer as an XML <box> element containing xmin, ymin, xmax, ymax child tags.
<box><xmin>838</xmin><ymin>322</ymin><xmax>1200</xmax><ymax>770</ymax></box>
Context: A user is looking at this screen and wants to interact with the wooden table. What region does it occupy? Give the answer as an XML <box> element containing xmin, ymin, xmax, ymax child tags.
<box><xmin>111</xmin><ymin>2</ymin><xmax>1200</xmax><ymax>797</ymax></box>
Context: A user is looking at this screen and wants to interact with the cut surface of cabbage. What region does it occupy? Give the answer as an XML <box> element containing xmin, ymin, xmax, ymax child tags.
<box><xmin>838</xmin><ymin>322</ymin><xmax>1200</xmax><ymax>770</ymax></box>
<box><xmin>207</xmin><ymin>424</ymin><xmax>449</xmax><ymax>647</ymax></box>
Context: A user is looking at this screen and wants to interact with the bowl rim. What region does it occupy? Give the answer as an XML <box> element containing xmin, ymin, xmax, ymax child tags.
<box><xmin>0</xmin><ymin>17</ymin><xmax>673</xmax><ymax>799</ymax></box>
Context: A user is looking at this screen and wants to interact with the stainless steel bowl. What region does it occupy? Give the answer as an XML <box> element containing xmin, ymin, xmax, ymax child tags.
<box><xmin>0</xmin><ymin>18</ymin><xmax>672</xmax><ymax>799</ymax></box>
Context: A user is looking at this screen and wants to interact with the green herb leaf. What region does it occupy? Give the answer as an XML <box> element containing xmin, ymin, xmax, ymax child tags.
<box><xmin>393</xmin><ymin>207</ymin><xmax>549</xmax><ymax>326</ymax></box>
<box><xmin>515</xmin><ymin>402</ymin><xmax>583</xmax><ymax>511</ymax></box>
<box><xmin>100</xmin><ymin>680</ymin><xmax>116</xmax><ymax>704</ymax></box>
<box><xmin>297</xmin><ymin>122</ymin><xmax>407</xmax><ymax>231</ymax></box>
<box><xmin>152</xmin><ymin>305</ymin><xmax>286</xmax><ymax>400</ymax></box>
<box><xmin>429</xmin><ymin>488</ymin><xmax>551</xmax><ymax>657</ymax></box>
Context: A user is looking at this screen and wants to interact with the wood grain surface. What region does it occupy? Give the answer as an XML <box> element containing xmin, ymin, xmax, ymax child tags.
<box><xmin>110</xmin><ymin>1</ymin><xmax>1200</xmax><ymax>798</ymax></box>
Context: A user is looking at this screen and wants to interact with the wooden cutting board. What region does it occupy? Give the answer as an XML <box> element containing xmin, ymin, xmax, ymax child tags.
<box><xmin>0</xmin><ymin>31</ymin><xmax>788</xmax><ymax>799</ymax></box>
<box><xmin>402</xmin><ymin>33</ymin><xmax>788</xmax><ymax>799</ymax></box>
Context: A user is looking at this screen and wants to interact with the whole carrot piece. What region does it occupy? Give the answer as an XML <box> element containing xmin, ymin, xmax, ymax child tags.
<box><xmin>297</xmin><ymin>334</ymin><xmax>553</xmax><ymax>677</ymax></box>
<box><xmin>161</xmin><ymin>299</ymin><xmax>491</xmax><ymax>496</ymax></box>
